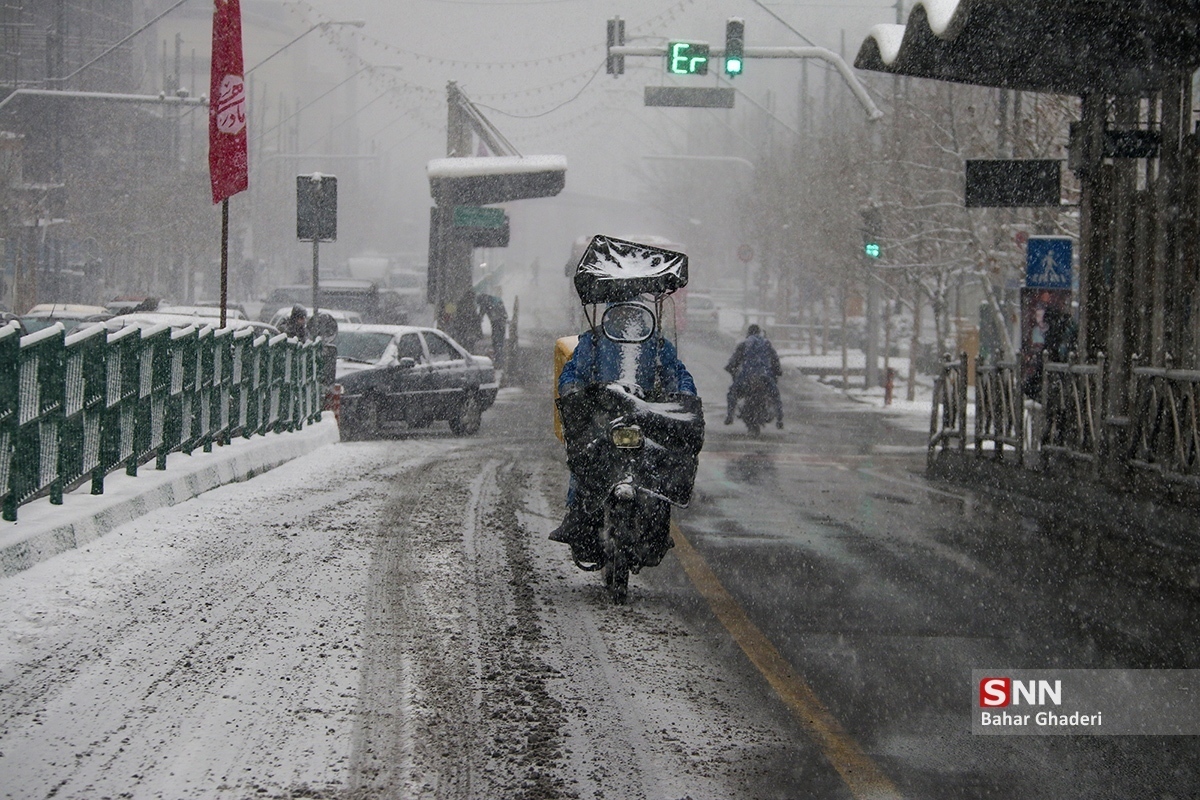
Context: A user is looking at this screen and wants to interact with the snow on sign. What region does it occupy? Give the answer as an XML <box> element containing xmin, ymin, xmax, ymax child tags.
<box><xmin>428</xmin><ymin>155</ymin><xmax>566</xmax><ymax>206</ymax></box>
<box><xmin>1025</xmin><ymin>236</ymin><xmax>1072</xmax><ymax>289</ymax></box>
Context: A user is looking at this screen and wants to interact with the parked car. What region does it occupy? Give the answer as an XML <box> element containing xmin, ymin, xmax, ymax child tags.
<box><xmin>334</xmin><ymin>323</ymin><xmax>498</xmax><ymax>440</ymax></box>
<box><xmin>259</xmin><ymin>279</ymin><xmax>379</xmax><ymax>323</ymax></box>
<box><xmin>684</xmin><ymin>292</ymin><xmax>720</xmax><ymax>334</ymax></box>
<box><xmin>105</xmin><ymin>295</ymin><xmax>160</xmax><ymax>315</ymax></box>
<box><xmin>20</xmin><ymin>303</ymin><xmax>112</xmax><ymax>334</ymax></box>
<box><xmin>375</xmin><ymin>289</ymin><xmax>415</xmax><ymax>325</ymax></box>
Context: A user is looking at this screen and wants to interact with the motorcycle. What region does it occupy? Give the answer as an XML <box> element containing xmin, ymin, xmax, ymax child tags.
<box><xmin>555</xmin><ymin>235</ymin><xmax>705</xmax><ymax>604</ymax></box>
<box><xmin>735</xmin><ymin>374</ymin><xmax>775</xmax><ymax>436</ymax></box>
<box><xmin>557</xmin><ymin>384</ymin><xmax>703</xmax><ymax>602</ymax></box>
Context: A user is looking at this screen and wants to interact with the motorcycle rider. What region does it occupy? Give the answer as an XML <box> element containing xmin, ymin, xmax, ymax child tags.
<box><xmin>550</xmin><ymin>299</ymin><xmax>698</xmax><ymax>564</ymax></box>
<box><xmin>725</xmin><ymin>324</ymin><xmax>784</xmax><ymax>428</ymax></box>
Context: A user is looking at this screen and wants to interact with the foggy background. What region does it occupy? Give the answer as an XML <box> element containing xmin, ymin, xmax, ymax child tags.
<box><xmin>0</xmin><ymin>0</ymin><xmax>901</xmax><ymax>331</ymax></box>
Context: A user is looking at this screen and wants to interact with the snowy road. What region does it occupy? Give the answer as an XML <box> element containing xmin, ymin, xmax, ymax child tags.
<box><xmin>5</xmin><ymin>337</ymin><xmax>1200</xmax><ymax>800</ymax></box>
<box><xmin>0</xmin><ymin>390</ymin><xmax>809</xmax><ymax>800</ymax></box>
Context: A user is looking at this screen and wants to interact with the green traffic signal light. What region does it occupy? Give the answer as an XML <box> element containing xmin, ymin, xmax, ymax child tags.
<box><xmin>864</xmin><ymin>241</ymin><xmax>881</xmax><ymax>259</ymax></box>
<box><xmin>725</xmin><ymin>18</ymin><xmax>745</xmax><ymax>76</ymax></box>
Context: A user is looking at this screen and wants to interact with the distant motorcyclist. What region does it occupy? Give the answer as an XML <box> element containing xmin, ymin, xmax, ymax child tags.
<box><xmin>725</xmin><ymin>324</ymin><xmax>783</xmax><ymax>428</ymax></box>
<box><xmin>550</xmin><ymin>299</ymin><xmax>697</xmax><ymax>563</ymax></box>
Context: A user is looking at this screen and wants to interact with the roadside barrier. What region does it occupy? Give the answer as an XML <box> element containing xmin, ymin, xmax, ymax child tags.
<box><xmin>975</xmin><ymin>359</ymin><xmax>1025</xmax><ymax>463</ymax></box>
<box><xmin>1040</xmin><ymin>352</ymin><xmax>1106</xmax><ymax>468</ymax></box>
<box><xmin>927</xmin><ymin>351</ymin><xmax>969</xmax><ymax>467</ymax></box>
<box><xmin>929</xmin><ymin>351</ymin><xmax>1106</xmax><ymax>470</ymax></box>
<box><xmin>1128</xmin><ymin>358</ymin><xmax>1200</xmax><ymax>486</ymax></box>
<box><xmin>0</xmin><ymin>320</ymin><xmax>323</xmax><ymax>521</ymax></box>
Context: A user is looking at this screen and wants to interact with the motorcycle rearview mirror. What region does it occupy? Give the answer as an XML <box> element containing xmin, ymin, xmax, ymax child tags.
<box><xmin>601</xmin><ymin>302</ymin><xmax>656</xmax><ymax>344</ymax></box>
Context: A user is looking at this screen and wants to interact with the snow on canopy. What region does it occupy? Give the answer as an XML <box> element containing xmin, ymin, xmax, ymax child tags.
<box><xmin>426</xmin><ymin>155</ymin><xmax>566</xmax><ymax>179</ymax></box>
<box><xmin>572</xmin><ymin>235</ymin><xmax>688</xmax><ymax>304</ymax></box>
<box><xmin>854</xmin><ymin>0</ymin><xmax>1200</xmax><ymax>95</ymax></box>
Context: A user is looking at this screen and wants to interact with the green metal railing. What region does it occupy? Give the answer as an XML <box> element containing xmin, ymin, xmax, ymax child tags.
<box><xmin>0</xmin><ymin>320</ymin><xmax>324</xmax><ymax>521</ymax></box>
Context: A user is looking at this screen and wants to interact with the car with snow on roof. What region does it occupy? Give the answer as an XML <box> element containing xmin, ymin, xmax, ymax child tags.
<box><xmin>20</xmin><ymin>303</ymin><xmax>112</xmax><ymax>334</ymax></box>
<box><xmin>333</xmin><ymin>323</ymin><xmax>498</xmax><ymax>440</ymax></box>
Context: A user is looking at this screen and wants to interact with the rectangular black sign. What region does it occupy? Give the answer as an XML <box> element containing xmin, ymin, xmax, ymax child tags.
<box><xmin>644</xmin><ymin>86</ymin><xmax>735</xmax><ymax>108</ymax></box>
<box><xmin>297</xmin><ymin>175</ymin><xmax>338</xmax><ymax>241</ymax></box>
<box><xmin>1104</xmin><ymin>129</ymin><xmax>1161</xmax><ymax>159</ymax></box>
<box><xmin>965</xmin><ymin>160</ymin><xmax>1061</xmax><ymax>208</ymax></box>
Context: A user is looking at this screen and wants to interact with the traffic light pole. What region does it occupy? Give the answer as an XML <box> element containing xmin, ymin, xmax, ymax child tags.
<box><xmin>607</xmin><ymin>44</ymin><xmax>883</xmax><ymax>121</ymax></box>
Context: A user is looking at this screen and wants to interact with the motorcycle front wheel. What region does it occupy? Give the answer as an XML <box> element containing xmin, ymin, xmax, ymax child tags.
<box><xmin>602</xmin><ymin>502</ymin><xmax>631</xmax><ymax>604</ymax></box>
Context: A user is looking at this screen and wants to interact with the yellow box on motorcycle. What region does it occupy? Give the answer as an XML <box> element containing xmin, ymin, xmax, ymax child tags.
<box><xmin>553</xmin><ymin>335</ymin><xmax>579</xmax><ymax>443</ymax></box>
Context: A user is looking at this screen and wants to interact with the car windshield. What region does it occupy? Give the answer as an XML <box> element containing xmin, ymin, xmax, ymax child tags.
<box><xmin>336</xmin><ymin>331</ymin><xmax>394</xmax><ymax>363</ymax></box>
<box><xmin>21</xmin><ymin>316</ymin><xmax>96</xmax><ymax>334</ymax></box>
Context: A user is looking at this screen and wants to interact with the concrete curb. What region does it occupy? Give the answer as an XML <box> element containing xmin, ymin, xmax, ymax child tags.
<box><xmin>0</xmin><ymin>419</ymin><xmax>340</xmax><ymax>578</ymax></box>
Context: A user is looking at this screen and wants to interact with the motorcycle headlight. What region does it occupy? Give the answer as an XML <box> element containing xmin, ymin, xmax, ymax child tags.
<box><xmin>611</xmin><ymin>425</ymin><xmax>644</xmax><ymax>449</ymax></box>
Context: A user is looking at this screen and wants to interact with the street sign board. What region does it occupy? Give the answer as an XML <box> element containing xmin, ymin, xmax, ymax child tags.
<box><xmin>644</xmin><ymin>86</ymin><xmax>735</xmax><ymax>108</ymax></box>
<box><xmin>737</xmin><ymin>244</ymin><xmax>754</xmax><ymax>262</ymax></box>
<box><xmin>453</xmin><ymin>205</ymin><xmax>506</xmax><ymax>228</ymax></box>
<box><xmin>667</xmin><ymin>41</ymin><xmax>709</xmax><ymax>75</ymax></box>
<box><xmin>296</xmin><ymin>174</ymin><xmax>337</xmax><ymax>242</ymax></box>
<box><xmin>1104</xmin><ymin>129</ymin><xmax>1161</xmax><ymax>159</ymax></box>
<box><xmin>1025</xmin><ymin>236</ymin><xmax>1072</xmax><ymax>289</ymax></box>
<box><xmin>461</xmin><ymin>222</ymin><xmax>510</xmax><ymax>248</ymax></box>
<box><xmin>965</xmin><ymin>159</ymin><xmax>1060</xmax><ymax>207</ymax></box>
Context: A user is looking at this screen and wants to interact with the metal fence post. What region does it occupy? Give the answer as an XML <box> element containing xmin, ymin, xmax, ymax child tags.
<box><xmin>958</xmin><ymin>350</ymin><xmax>969</xmax><ymax>455</ymax></box>
<box><xmin>0</xmin><ymin>323</ymin><xmax>22</xmax><ymax>519</ymax></box>
<box><xmin>59</xmin><ymin>324</ymin><xmax>106</xmax><ymax>497</ymax></box>
<box><xmin>159</xmin><ymin>326</ymin><xmax>197</xmax><ymax>470</ymax></box>
<box><xmin>9</xmin><ymin>324</ymin><xmax>66</xmax><ymax>518</ymax></box>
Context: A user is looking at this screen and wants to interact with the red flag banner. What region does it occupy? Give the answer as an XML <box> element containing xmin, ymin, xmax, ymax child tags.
<box><xmin>209</xmin><ymin>0</ymin><xmax>248</xmax><ymax>204</ymax></box>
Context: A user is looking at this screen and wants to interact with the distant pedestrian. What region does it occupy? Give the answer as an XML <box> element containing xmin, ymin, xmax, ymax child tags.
<box><xmin>448</xmin><ymin>289</ymin><xmax>482</xmax><ymax>352</ymax></box>
<box><xmin>280</xmin><ymin>305</ymin><xmax>308</xmax><ymax>341</ymax></box>
<box><xmin>477</xmin><ymin>293</ymin><xmax>508</xmax><ymax>368</ymax></box>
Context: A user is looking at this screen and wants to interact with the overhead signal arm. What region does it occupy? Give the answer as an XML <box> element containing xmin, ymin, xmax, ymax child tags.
<box><xmin>607</xmin><ymin>37</ymin><xmax>883</xmax><ymax>121</ymax></box>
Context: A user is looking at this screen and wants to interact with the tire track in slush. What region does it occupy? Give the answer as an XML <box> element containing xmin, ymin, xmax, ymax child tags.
<box><xmin>349</xmin><ymin>449</ymin><xmax>576</xmax><ymax>800</ymax></box>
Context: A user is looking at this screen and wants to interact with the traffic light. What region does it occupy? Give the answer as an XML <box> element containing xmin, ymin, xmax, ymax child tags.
<box><xmin>606</xmin><ymin>17</ymin><xmax>625</xmax><ymax>76</ymax></box>
<box><xmin>861</xmin><ymin>206</ymin><xmax>881</xmax><ymax>259</ymax></box>
<box><xmin>725</xmin><ymin>18</ymin><xmax>745</xmax><ymax>76</ymax></box>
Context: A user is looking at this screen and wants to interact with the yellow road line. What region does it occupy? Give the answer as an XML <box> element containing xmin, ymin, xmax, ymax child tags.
<box><xmin>670</xmin><ymin>522</ymin><xmax>903</xmax><ymax>800</ymax></box>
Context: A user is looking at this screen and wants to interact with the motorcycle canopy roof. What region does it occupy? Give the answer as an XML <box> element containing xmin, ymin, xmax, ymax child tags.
<box><xmin>572</xmin><ymin>235</ymin><xmax>688</xmax><ymax>304</ymax></box>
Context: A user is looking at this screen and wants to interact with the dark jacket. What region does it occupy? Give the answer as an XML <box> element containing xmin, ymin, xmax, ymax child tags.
<box><xmin>560</xmin><ymin>331</ymin><xmax>696</xmax><ymax>398</ymax></box>
<box><xmin>726</xmin><ymin>334</ymin><xmax>782</xmax><ymax>383</ymax></box>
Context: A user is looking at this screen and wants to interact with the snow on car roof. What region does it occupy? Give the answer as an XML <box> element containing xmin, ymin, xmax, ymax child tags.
<box><xmin>23</xmin><ymin>303</ymin><xmax>110</xmax><ymax>317</ymax></box>
<box><xmin>158</xmin><ymin>305</ymin><xmax>247</xmax><ymax>319</ymax></box>
<box><xmin>338</xmin><ymin>322</ymin><xmax>433</xmax><ymax>336</ymax></box>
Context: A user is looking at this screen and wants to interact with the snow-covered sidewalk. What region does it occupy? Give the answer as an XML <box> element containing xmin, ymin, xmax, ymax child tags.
<box><xmin>781</xmin><ymin>350</ymin><xmax>942</xmax><ymax>435</ymax></box>
<box><xmin>0</xmin><ymin>418</ymin><xmax>340</xmax><ymax>577</ymax></box>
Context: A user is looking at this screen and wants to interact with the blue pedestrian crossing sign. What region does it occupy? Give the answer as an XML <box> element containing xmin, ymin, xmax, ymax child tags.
<box><xmin>1025</xmin><ymin>236</ymin><xmax>1072</xmax><ymax>289</ymax></box>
